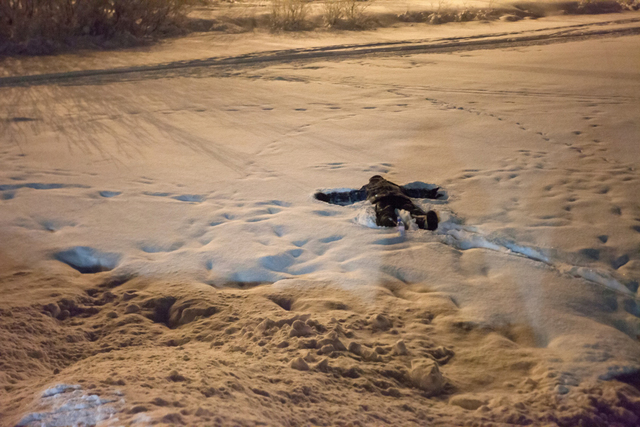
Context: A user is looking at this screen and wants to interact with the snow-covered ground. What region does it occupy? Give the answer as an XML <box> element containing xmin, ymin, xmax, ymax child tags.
<box><xmin>1</xmin><ymin>11</ymin><xmax>640</xmax><ymax>427</ymax></box>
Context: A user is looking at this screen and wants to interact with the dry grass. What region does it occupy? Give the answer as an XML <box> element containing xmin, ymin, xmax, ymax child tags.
<box><xmin>268</xmin><ymin>0</ymin><xmax>372</xmax><ymax>32</ymax></box>
<box><xmin>2</xmin><ymin>0</ymin><xmax>637</xmax><ymax>56</ymax></box>
<box><xmin>322</xmin><ymin>0</ymin><xmax>371</xmax><ymax>30</ymax></box>
<box><xmin>0</xmin><ymin>0</ymin><xmax>195</xmax><ymax>46</ymax></box>
<box><xmin>573</xmin><ymin>0</ymin><xmax>624</xmax><ymax>13</ymax></box>
<box><xmin>268</xmin><ymin>0</ymin><xmax>310</xmax><ymax>31</ymax></box>
<box><xmin>322</xmin><ymin>0</ymin><xmax>344</xmax><ymax>27</ymax></box>
<box><xmin>396</xmin><ymin>0</ymin><xmax>637</xmax><ymax>25</ymax></box>
<box><xmin>341</xmin><ymin>0</ymin><xmax>370</xmax><ymax>29</ymax></box>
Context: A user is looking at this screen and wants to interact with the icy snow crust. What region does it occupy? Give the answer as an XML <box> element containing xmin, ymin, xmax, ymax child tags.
<box><xmin>17</xmin><ymin>385</ymin><xmax>123</xmax><ymax>427</ymax></box>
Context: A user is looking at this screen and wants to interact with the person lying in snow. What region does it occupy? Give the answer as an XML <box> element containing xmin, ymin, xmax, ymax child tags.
<box><xmin>314</xmin><ymin>175</ymin><xmax>441</xmax><ymax>230</ymax></box>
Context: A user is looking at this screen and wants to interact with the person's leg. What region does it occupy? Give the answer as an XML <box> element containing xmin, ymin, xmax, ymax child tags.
<box><xmin>403</xmin><ymin>201</ymin><xmax>425</xmax><ymax>216</ymax></box>
<box><xmin>397</xmin><ymin>200</ymin><xmax>424</xmax><ymax>229</ymax></box>
<box><xmin>401</xmin><ymin>201</ymin><xmax>438</xmax><ymax>231</ymax></box>
<box><xmin>375</xmin><ymin>200</ymin><xmax>398</xmax><ymax>227</ymax></box>
<box><xmin>425</xmin><ymin>210</ymin><xmax>438</xmax><ymax>231</ymax></box>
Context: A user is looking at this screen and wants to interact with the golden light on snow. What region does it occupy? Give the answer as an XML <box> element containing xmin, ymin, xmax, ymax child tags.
<box><xmin>1</xmin><ymin>3</ymin><xmax>640</xmax><ymax>426</ymax></box>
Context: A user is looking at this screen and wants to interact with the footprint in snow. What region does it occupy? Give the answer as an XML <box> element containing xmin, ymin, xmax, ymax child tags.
<box><xmin>99</xmin><ymin>191</ymin><xmax>121</xmax><ymax>198</ymax></box>
<box><xmin>173</xmin><ymin>194</ymin><xmax>204</xmax><ymax>203</ymax></box>
<box><xmin>139</xmin><ymin>242</ymin><xmax>184</xmax><ymax>253</ymax></box>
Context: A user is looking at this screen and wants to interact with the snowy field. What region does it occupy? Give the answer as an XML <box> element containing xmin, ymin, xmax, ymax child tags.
<box><xmin>1</xmin><ymin>10</ymin><xmax>640</xmax><ymax>427</ymax></box>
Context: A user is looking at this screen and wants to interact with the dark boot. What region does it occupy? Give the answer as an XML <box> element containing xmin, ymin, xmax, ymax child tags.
<box><xmin>426</xmin><ymin>210</ymin><xmax>438</xmax><ymax>231</ymax></box>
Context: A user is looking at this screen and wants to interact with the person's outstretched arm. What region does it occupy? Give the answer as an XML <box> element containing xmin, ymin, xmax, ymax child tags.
<box><xmin>402</xmin><ymin>186</ymin><xmax>442</xmax><ymax>199</ymax></box>
<box><xmin>314</xmin><ymin>188</ymin><xmax>367</xmax><ymax>205</ymax></box>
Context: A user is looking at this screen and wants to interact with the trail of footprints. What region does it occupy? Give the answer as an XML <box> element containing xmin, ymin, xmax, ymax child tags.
<box><xmin>449</xmin><ymin>146</ymin><xmax>640</xmax><ymax>282</ymax></box>
<box><xmin>425</xmin><ymin>96</ymin><xmax>615</xmax><ymax>161</ymax></box>
<box><xmin>425</xmin><ymin>97</ymin><xmax>555</xmax><ymax>143</ymax></box>
<box><xmin>313</xmin><ymin>162</ymin><xmax>394</xmax><ymax>174</ymax></box>
<box><xmin>452</xmin><ymin>149</ymin><xmax>550</xmax><ymax>185</ymax></box>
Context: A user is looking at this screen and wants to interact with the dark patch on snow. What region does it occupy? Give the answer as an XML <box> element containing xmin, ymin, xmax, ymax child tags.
<box><xmin>599</xmin><ymin>366</ymin><xmax>640</xmax><ymax>391</ymax></box>
<box><xmin>169</xmin><ymin>301</ymin><xmax>218</xmax><ymax>328</ymax></box>
<box><xmin>579</xmin><ymin>248</ymin><xmax>600</xmax><ymax>261</ymax></box>
<box><xmin>267</xmin><ymin>294</ymin><xmax>293</xmax><ymax>311</ymax></box>
<box><xmin>374</xmin><ymin>235</ymin><xmax>407</xmax><ymax>246</ymax></box>
<box><xmin>622</xmin><ymin>299</ymin><xmax>640</xmax><ymax>318</ymax></box>
<box><xmin>624</xmin><ymin>280</ymin><xmax>639</xmax><ymax>294</ymax></box>
<box><xmin>312</xmin><ymin>209</ymin><xmax>340</xmax><ymax>217</ymax></box>
<box><xmin>260</xmin><ymin>253</ymin><xmax>295</xmax><ymax>273</ymax></box>
<box><xmin>99</xmin><ymin>191</ymin><xmax>121</xmax><ymax>198</ymax></box>
<box><xmin>612</xmin><ymin>254</ymin><xmax>630</xmax><ymax>270</ymax></box>
<box><xmin>99</xmin><ymin>273</ymin><xmax>136</xmax><ymax>289</ymax></box>
<box><xmin>141</xmin><ymin>296</ymin><xmax>217</xmax><ymax>329</ymax></box>
<box><xmin>288</xmin><ymin>249</ymin><xmax>303</xmax><ymax>258</ymax></box>
<box><xmin>173</xmin><ymin>194</ymin><xmax>204</xmax><ymax>203</ymax></box>
<box><xmin>292</xmin><ymin>239</ymin><xmax>308</xmax><ymax>247</ymax></box>
<box><xmin>54</xmin><ymin>247</ymin><xmax>121</xmax><ymax>274</ymax></box>
<box><xmin>0</xmin><ymin>183</ymin><xmax>88</xmax><ymax>191</ymax></box>
<box><xmin>142</xmin><ymin>296</ymin><xmax>177</xmax><ymax>327</ymax></box>
<box><xmin>40</xmin><ymin>219</ymin><xmax>76</xmax><ymax>232</ymax></box>
<box><xmin>140</xmin><ymin>241</ymin><xmax>183</xmax><ymax>253</ymax></box>
<box><xmin>8</xmin><ymin>116</ymin><xmax>38</xmax><ymax>122</ymax></box>
<box><xmin>601</xmin><ymin>292</ymin><xmax>618</xmax><ymax>312</ymax></box>
<box><xmin>26</xmin><ymin>183</ymin><xmax>68</xmax><ymax>190</ymax></box>
<box><xmin>319</xmin><ymin>235</ymin><xmax>343</xmax><ymax>244</ymax></box>
<box><xmin>211</xmin><ymin>281</ymin><xmax>265</xmax><ymax>290</ymax></box>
